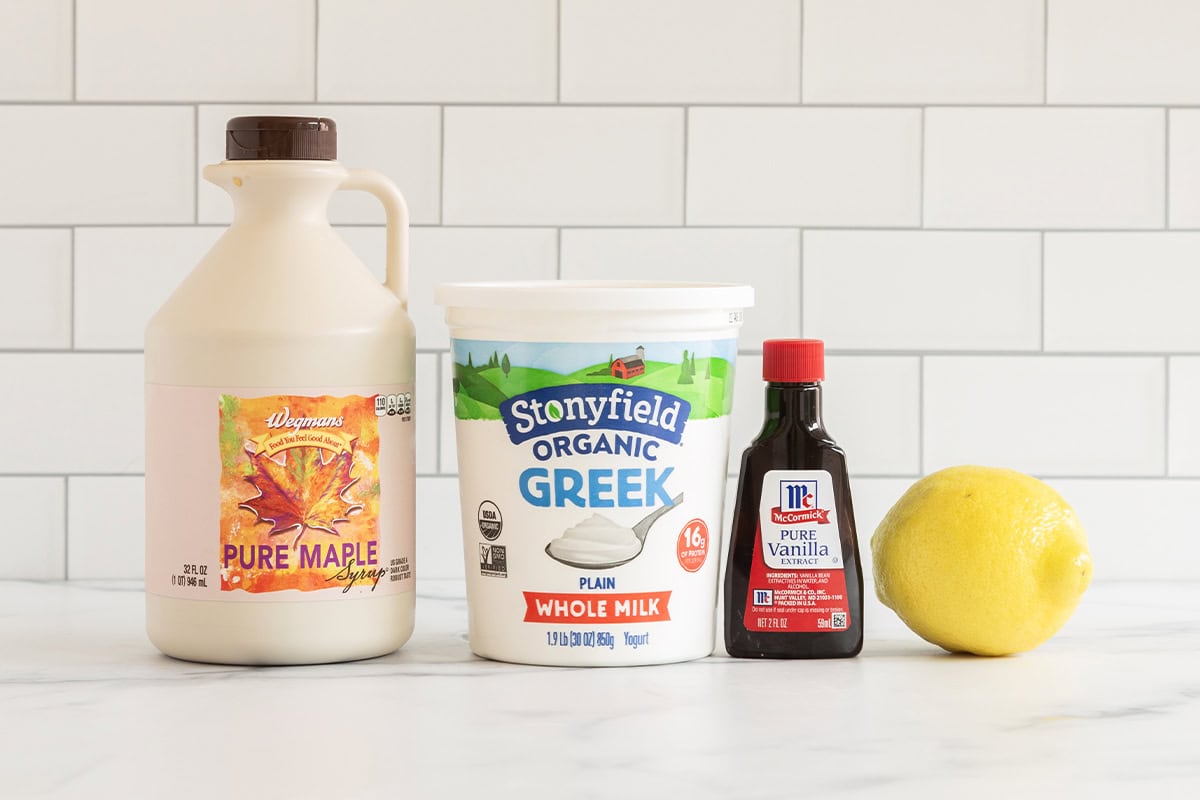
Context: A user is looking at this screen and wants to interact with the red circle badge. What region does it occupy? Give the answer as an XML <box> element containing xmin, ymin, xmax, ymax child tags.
<box><xmin>676</xmin><ymin>518</ymin><xmax>710</xmax><ymax>572</ymax></box>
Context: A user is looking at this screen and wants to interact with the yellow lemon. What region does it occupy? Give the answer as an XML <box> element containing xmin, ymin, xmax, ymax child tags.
<box><xmin>871</xmin><ymin>465</ymin><xmax>1093</xmax><ymax>656</ymax></box>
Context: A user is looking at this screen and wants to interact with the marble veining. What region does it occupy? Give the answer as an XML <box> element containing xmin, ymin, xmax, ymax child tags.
<box><xmin>1</xmin><ymin>580</ymin><xmax>1198</xmax><ymax>798</ymax></box>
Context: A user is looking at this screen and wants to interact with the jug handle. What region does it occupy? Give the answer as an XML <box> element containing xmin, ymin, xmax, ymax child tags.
<box><xmin>340</xmin><ymin>169</ymin><xmax>410</xmax><ymax>308</ymax></box>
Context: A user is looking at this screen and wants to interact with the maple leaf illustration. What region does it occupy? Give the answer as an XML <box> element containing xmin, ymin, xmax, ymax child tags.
<box><xmin>239</xmin><ymin>447</ymin><xmax>363</xmax><ymax>548</ymax></box>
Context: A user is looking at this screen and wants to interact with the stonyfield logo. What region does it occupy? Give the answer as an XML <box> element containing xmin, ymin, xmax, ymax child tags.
<box><xmin>500</xmin><ymin>384</ymin><xmax>691</xmax><ymax>446</ymax></box>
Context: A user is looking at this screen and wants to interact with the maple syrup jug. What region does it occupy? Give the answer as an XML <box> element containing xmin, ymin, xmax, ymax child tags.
<box><xmin>145</xmin><ymin>117</ymin><xmax>415</xmax><ymax>664</ymax></box>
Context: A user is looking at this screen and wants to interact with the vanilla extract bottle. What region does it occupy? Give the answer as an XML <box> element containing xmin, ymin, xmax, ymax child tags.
<box><xmin>724</xmin><ymin>339</ymin><xmax>864</xmax><ymax>658</ymax></box>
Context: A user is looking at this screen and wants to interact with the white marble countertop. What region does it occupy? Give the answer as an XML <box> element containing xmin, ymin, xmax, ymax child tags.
<box><xmin>1</xmin><ymin>580</ymin><xmax>1197</xmax><ymax>798</ymax></box>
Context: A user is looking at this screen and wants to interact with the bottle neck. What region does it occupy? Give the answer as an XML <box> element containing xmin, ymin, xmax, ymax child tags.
<box><xmin>765</xmin><ymin>382</ymin><xmax>823</xmax><ymax>430</ymax></box>
<box><xmin>204</xmin><ymin>160</ymin><xmax>347</xmax><ymax>225</ymax></box>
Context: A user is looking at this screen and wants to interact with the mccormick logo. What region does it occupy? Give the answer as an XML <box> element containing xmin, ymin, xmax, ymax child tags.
<box><xmin>771</xmin><ymin>479</ymin><xmax>831</xmax><ymax>525</ymax></box>
<box><xmin>500</xmin><ymin>384</ymin><xmax>691</xmax><ymax>446</ymax></box>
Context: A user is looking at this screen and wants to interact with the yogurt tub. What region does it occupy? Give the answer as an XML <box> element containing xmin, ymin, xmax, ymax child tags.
<box><xmin>435</xmin><ymin>281</ymin><xmax>754</xmax><ymax>666</ymax></box>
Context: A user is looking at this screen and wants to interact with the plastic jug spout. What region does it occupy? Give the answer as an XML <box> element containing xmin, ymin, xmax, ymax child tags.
<box><xmin>203</xmin><ymin>160</ymin><xmax>347</xmax><ymax>225</ymax></box>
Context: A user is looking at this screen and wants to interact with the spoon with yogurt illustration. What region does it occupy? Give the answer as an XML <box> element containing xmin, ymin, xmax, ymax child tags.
<box><xmin>544</xmin><ymin>493</ymin><xmax>685</xmax><ymax>569</ymax></box>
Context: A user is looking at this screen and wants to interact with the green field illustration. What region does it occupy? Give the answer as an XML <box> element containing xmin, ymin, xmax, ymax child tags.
<box><xmin>452</xmin><ymin>346</ymin><xmax>735</xmax><ymax>422</ymax></box>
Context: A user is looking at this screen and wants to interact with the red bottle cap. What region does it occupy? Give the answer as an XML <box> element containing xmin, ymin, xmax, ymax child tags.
<box><xmin>763</xmin><ymin>339</ymin><xmax>824</xmax><ymax>383</ymax></box>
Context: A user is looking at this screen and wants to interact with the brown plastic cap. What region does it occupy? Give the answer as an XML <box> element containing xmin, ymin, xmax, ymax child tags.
<box><xmin>225</xmin><ymin>116</ymin><xmax>336</xmax><ymax>161</ymax></box>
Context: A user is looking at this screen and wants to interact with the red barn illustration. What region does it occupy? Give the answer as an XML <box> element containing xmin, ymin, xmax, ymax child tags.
<box><xmin>610</xmin><ymin>346</ymin><xmax>646</xmax><ymax>379</ymax></box>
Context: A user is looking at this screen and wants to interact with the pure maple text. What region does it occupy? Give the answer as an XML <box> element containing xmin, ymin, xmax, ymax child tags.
<box><xmin>222</xmin><ymin>540</ymin><xmax>378</xmax><ymax>572</ymax></box>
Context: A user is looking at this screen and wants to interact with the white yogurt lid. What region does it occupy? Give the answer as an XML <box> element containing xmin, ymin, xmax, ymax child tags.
<box><xmin>435</xmin><ymin>281</ymin><xmax>754</xmax><ymax>312</ymax></box>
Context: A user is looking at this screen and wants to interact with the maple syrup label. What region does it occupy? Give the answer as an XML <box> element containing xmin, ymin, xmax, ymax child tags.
<box><xmin>743</xmin><ymin>469</ymin><xmax>851</xmax><ymax>633</ymax></box>
<box><xmin>145</xmin><ymin>384</ymin><xmax>415</xmax><ymax>601</ymax></box>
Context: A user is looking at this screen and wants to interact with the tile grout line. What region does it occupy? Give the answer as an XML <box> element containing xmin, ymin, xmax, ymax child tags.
<box><xmin>797</xmin><ymin>0</ymin><xmax>804</xmax><ymax>103</ymax></box>
<box><xmin>555</xmin><ymin>0</ymin><xmax>562</xmax><ymax>103</ymax></box>
<box><xmin>438</xmin><ymin>106</ymin><xmax>446</xmax><ymax>225</ymax></box>
<box><xmin>1039</xmin><ymin>231</ymin><xmax>1046</xmax><ymax>350</ymax></box>
<box><xmin>917</xmin><ymin>355</ymin><xmax>925</xmax><ymax>475</ymax></box>
<box><xmin>918</xmin><ymin>107</ymin><xmax>926</xmax><ymax>226</ymax></box>
<box><xmin>1042</xmin><ymin>0</ymin><xmax>1049</xmax><ymax>103</ymax></box>
<box><xmin>1165</xmin><ymin>108</ymin><xmax>1171</xmax><ymax>228</ymax></box>
<box><xmin>6</xmin><ymin>100</ymin><xmax>1200</xmax><ymax>109</ymax></box>
<box><xmin>313</xmin><ymin>0</ymin><xmax>320</xmax><ymax>102</ymax></box>
<box><xmin>4</xmin><ymin>347</ymin><xmax>1195</xmax><ymax>357</ymax></box>
<box><xmin>4</xmin><ymin>474</ymin><xmax>146</xmax><ymax>479</ymax></box>
<box><xmin>70</xmin><ymin>0</ymin><xmax>77</xmax><ymax>101</ymax></box>
<box><xmin>0</xmin><ymin>472</ymin><xmax>472</xmax><ymax>480</ymax></box>
<box><xmin>4</xmin><ymin>472</ymin><xmax>1197</xmax><ymax>482</ymax></box>
<box><xmin>3</xmin><ymin>348</ymin><xmax>1198</xmax><ymax>358</ymax></box>
<box><xmin>1164</xmin><ymin>356</ymin><xmax>1171</xmax><ymax>476</ymax></box>
<box><xmin>681</xmin><ymin>107</ymin><xmax>689</xmax><ymax>224</ymax></box>
<box><xmin>1</xmin><ymin>349</ymin><xmax>144</xmax><ymax>355</ymax></box>
<box><xmin>797</xmin><ymin>228</ymin><xmax>805</xmax><ymax>335</ymax></box>
<box><xmin>17</xmin><ymin>223</ymin><xmax>1200</xmax><ymax>233</ymax></box>
<box><xmin>68</xmin><ymin>227</ymin><xmax>76</xmax><ymax>349</ymax></box>
<box><xmin>714</xmin><ymin>473</ymin><xmax>1200</xmax><ymax>482</ymax></box>
<box><xmin>193</xmin><ymin>105</ymin><xmax>199</xmax><ymax>224</ymax></box>
<box><xmin>434</xmin><ymin>354</ymin><xmax>442</xmax><ymax>473</ymax></box>
<box><xmin>63</xmin><ymin>476</ymin><xmax>70</xmax><ymax>580</ymax></box>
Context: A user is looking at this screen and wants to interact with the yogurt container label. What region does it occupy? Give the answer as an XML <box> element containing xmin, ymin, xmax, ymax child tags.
<box><xmin>452</xmin><ymin>338</ymin><xmax>737</xmax><ymax>665</ymax></box>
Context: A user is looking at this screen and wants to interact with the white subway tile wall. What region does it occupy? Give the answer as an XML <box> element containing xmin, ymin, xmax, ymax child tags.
<box><xmin>0</xmin><ymin>479</ymin><xmax>66</xmax><ymax>580</ymax></box>
<box><xmin>1170</xmin><ymin>358</ymin><xmax>1200</xmax><ymax>477</ymax></box>
<box><xmin>443</xmin><ymin>107</ymin><xmax>685</xmax><ymax>225</ymax></box>
<box><xmin>924</xmin><ymin>108</ymin><xmax>1165</xmax><ymax>229</ymax></box>
<box><xmin>803</xmin><ymin>231</ymin><xmax>1042</xmax><ymax>351</ymax></box>
<box><xmin>687</xmin><ymin>108</ymin><xmax>922</xmax><ymax>226</ymax></box>
<box><xmin>0</xmin><ymin>230</ymin><xmax>72</xmax><ymax>349</ymax></box>
<box><xmin>319</xmin><ymin>1</ymin><xmax>557</xmax><ymax>103</ymax></box>
<box><xmin>0</xmin><ymin>355</ymin><xmax>144</xmax><ymax>475</ymax></box>
<box><xmin>0</xmin><ymin>1</ymin><xmax>73</xmax><ymax>101</ymax></box>
<box><xmin>561</xmin><ymin>0</ymin><xmax>801</xmax><ymax>103</ymax></box>
<box><xmin>1</xmin><ymin>1</ymin><xmax>1196</xmax><ymax>582</ymax></box>
<box><xmin>67</xmin><ymin>476</ymin><xmax>144</xmax><ymax>580</ymax></box>
<box><xmin>1169</xmin><ymin>110</ymin><xmax>1200</xmax><ymax>229</ymax></box>
<box><xmin>1043</xmin><ymin>234</ymin><xmax>1200</xmax><ymax>352</ymax></box>
<box><xmin>0</xmin><ymin>106</ymin><xmax>195</xmax><ymax>225</ymax></box>
<box><xmin>1047</xmin><ymin>0</ymin><xmax>1200</xmax><ymax>104</ymax></box>
<box><xmin>803</xmin><ymin>0</ymin><xmax>1045</xmax><ymax>104</ymax></box>
<box><xmin>76</xmin><ymin>0</ymin><xmax>315</xmax><ymax>102</ymax></box>
<box><xmin>924</xmin><ymin>357</ymin><xmax>1166</xmax><ymax>476</ymax></box>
